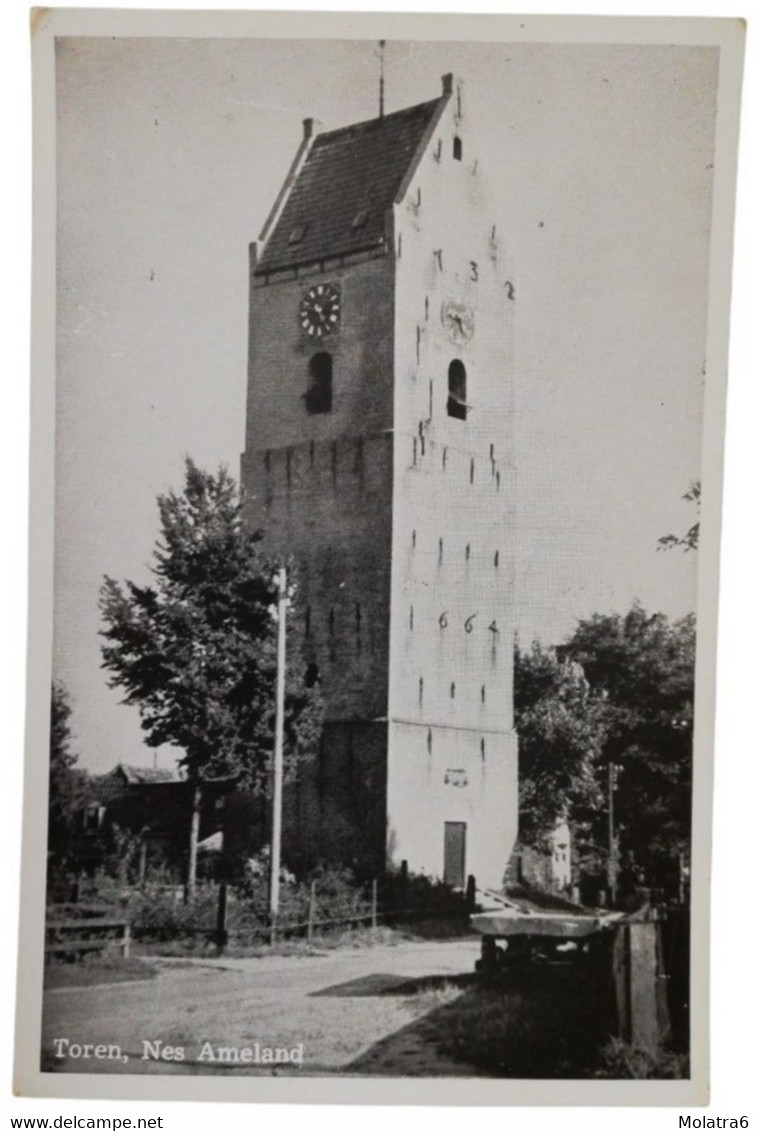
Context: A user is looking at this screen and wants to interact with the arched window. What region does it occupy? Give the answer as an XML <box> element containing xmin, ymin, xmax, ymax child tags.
<box><xmin>453</xmin><ymin>136</ymin><xmax>463</xmax><ymax>161</ymax></box>
<box><xmin>305</xmin><ymin>351</ymin><xmax>333</xmax><ymax>414</ymax></box>
<box><xmin>447</xmin><ymin>360</ymin><xmax>467</xmax><ymax>420</ymax></box>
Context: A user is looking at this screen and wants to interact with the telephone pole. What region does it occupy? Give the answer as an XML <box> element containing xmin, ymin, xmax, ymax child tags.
<box><xmin>607</xmin><ymin>762</ymin><xmax>619</xmax><ymax>906</ymax></box>
<box><xmin>378</xmin><ymin>40</ymin><xmax>386</xmax><ymax>119</ymax></box>
<box><xmin>269</xmin><ymin>566</ymin><xmax>287</xmax><ymax>939</ymax></box>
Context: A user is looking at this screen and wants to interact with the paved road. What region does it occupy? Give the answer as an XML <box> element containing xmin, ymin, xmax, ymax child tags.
<box><xmin>42</xmin><ymin>939</ymin><xmax>482</xmax><ymax>1076</ymax></box>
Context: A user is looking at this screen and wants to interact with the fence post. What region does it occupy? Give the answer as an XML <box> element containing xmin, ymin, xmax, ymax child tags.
<box><xmin>215</xmin><ymin>881</ymin><xmax>228</xmax><ymax>956</ymax></box>
<box><xmin>611</xmin><ymin>923</ymin><xmax>630</xmax><ymax>1041</ymax></box>
<box><xmin>138</xmin><ymin>840</ymin><xmax>148</xmax><ymax>889</ymax></box>
<box><xmin>611</xmin><ymin>921</ymin><xmax>666</xmax><ymax>1054</ymax></box>
<box><xmin>628</xmin><ymin>921</ymin><xmax>663</xmax><ymax>1053</ymax></box>
<box><xmin>465</xmin><ymin>874</ymin><xmax>476</xmax><ymax>912</ymax></box>
<box><xmin>307</xmin><ymin>880</ymin><xmax>316</xmax><ymax>942</ymax></box>
<box><xmin>398</xmin><ymin>860</ymin><xmax>409</xmax><ymax>925</ymax></box>
<box><xmin>122</xmin><ymin>922</ymin><xmax>131</xmax><ymax>960</ymax></box>
<box><xmin>371</xmin><ymin>878</ymin><xmax>378</xmax><ymax>929</ymax></box>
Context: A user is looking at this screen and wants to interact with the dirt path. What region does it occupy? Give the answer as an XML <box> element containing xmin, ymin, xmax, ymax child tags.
<box><xmin>42</xmin><ymin>939</ymin><xmax>482</xmax><ymax>1077</ymax></box>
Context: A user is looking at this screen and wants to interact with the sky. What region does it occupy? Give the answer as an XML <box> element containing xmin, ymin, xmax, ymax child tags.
<box><xmin>53</xmin><ymin>36</ymin><xmax>718</xmax><ymax>772</ymax></box>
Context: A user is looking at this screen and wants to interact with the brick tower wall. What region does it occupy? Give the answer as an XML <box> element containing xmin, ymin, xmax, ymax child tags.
<box><xmin>241</xmin><ymin>251</ymin><xmax>396</xmax><ymax>872</ymax></box>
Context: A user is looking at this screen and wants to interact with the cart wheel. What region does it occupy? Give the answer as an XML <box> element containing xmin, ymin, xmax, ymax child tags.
<box><xmin>477</xmin><ymin>936</ymin><xmax>499</xmax><ymax>981</ymax></box>
<box><xmin>503</xmin><ymin>935</ymin><xmax>532</xmax><ymax>966</ymax></box>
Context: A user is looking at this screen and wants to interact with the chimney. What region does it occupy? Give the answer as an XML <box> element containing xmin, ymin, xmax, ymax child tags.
<box><xmin>441</xmin><ymin>73</ymin><xmax>453</xmax><ymax>95</ymax></box>
<box><xmin>303</xmin><ymin>117</ymin><xmax>315</xmax><ymax>140</ymax></box>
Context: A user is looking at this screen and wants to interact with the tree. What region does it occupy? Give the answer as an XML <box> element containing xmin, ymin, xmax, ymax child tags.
<box><xmin>565</xmin><ymin>605</ymin><xmax>695</xmax><ymax>896</ymax></box>
<box><xmin>48</xmin><ymin>680</ymin><xmax>87</xmax><ymax>873</ymax></box>
<box><xmin>658</xmin><ymin>481</ymin><xmax>700</xmax><ymax>552</ymax></box>
<box><xmin>514</xmin><ymin>643</ymin><xmax>609</xmax><ymax>848</ymax></box>
<box><xmin>99</xmin><ymin>458</ymin><xmax>323</xmax><ymax>896</ymax></box>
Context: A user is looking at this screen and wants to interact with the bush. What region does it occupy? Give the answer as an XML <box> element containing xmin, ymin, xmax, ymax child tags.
<box><xmin>304</xmin><ymin>863</ymin><xmax>372</xmax><ymax>925</ymax></box>
<box><xmin>231</xmin><ymin>859</ymin><xmax>372</xmax><ymax>942</ymax></box>
<box><xmin>48</xmin><ymin>859</ymin><xmax>472</xmax><ymax>949</ymax></box>
<box><xmin>128</xmin><ymin>884</ymin><xmax>218</xmax><ymax>941</ymax></box>
<box><xmin>378</xmin><ymin>869</ymin><xmax>472</xmax><ymax>926</ymax></box>
<box><xmin>595</xmin><ymin>1037</ymin><xmax>689</xmax><ymax>1079</ymax></box>
<box><xmin>121</xmin><ymin>860</ymin><xmax>375</xmax><ymax>946</ymax></box>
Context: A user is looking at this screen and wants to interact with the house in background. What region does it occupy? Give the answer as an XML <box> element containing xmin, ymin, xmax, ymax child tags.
<box><xmin>80</xmin><ymin>763</ymin><xmax>235</xmax><ymax>881</ymax></box>
<box><xmin>506</xmin><ymin>819</ymin><xmax>575</xmax><ymax>896</ymax></box>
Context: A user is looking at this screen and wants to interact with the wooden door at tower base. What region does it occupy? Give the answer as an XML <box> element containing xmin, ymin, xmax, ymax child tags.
<box><xmin>444</xmin><ymin>821</ymin><xmax>466</xmax><ymax>888</ymax></box>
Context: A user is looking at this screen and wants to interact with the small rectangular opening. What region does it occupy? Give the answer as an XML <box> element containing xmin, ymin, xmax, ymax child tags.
<box><xmin>447</xmin><ymin>360</ymin><xmax>467</xmax><ymax>421</ymax></box>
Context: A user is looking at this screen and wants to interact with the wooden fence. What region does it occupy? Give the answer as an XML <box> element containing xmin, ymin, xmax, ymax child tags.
<box><xmin>45</xmin><ymin>905</ymin><xmax>131</xmax><ymax>960</ymax></box>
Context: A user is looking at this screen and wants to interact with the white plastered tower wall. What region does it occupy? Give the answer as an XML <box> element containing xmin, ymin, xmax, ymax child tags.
<box><xmin>387</xmin><ymin>76</ymin><xmax>519</xmax><ymax>891</ymax></box>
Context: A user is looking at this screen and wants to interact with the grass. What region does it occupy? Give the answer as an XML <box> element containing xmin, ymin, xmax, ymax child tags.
<box><xmin>427</xmin><ymin>962</ymin><xmax>619</xmax><ymax>1077</ymax></box>
<box><xmin>44</xmin><ymin>955</ymin><xmax>157</xmax><ymax>990</ymax></box>
<box><xmin>136</xmin><ymin>920</ymin><xmax>474</xmax><ymax>959</ymax></box>
<box><xmin>594</xmin><ymin>1037</ymin><xmax>689</xmax><ymax>1079</ymax></box>
<box><xmin>395</xmin><ymin>976</ymin><xmax>470</xmax><ymax>1018</ymax></box>
<box><xmin>137</xmin><ymin>924</ymin><xmax>402</xmax><ymax>959</ymax></box>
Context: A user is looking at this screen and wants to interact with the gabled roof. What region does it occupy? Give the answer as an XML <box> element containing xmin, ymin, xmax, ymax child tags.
<box><xmin>118</xmin><ymin>763</ymin><xmax>179</xmax><ymax>785</ymax></box>
<box><xmin>255</xmin><ymin>97</ymin><xmax>442</xmax><ymax>275</ymax></box>
<box><xmin>90</xmin><ymin>764</ymin><xmax>180</xmax><ymax>803</ymax></box>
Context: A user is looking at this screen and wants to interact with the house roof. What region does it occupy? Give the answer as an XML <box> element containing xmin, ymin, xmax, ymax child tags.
<box><xmin>118</xmin><ymin>764</ymin><xmax>179</xmax><ymax>785</ymax></box>
<box><xmin>89</xmin><ymin>764</ymin><xmax>180</xmax><ymax>803</ymax></box>
<box><xmin>255</xmin><ymin>98</ymin><xmax>442</xmax><ymax>275</ymax></box>
<box><xmin>90</xmin><ymin>764</ymin><xmax>239</xmax><ymax>805</ymax></box>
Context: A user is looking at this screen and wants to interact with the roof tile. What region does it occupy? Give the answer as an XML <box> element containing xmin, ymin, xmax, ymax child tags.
<box><xmin>256</xmin><ymin>98</ymin><xmax>440</xmax><ymax>274</ymax></box>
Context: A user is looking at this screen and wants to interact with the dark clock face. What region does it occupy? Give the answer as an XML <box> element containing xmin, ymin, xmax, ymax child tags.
<box><xmin>441</xmin><ymin>300</ymin><xmax>475</xmax><ymax>345</ymax></box>
<box><xmin>300</xmin><ymin>283</ymin><xmax>341</xmax><ymax>339</ymax></box>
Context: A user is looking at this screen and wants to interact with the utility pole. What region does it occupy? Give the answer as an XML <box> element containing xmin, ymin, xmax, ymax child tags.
<box><xmin>378</xmin><ymin>40</ymin><xmax>386</xmax><ymax>119</ymax></box>
<box><xmin>269</xmin><ymin>565</ymin><xmax>287</xmax><ymax>940</ymax></box>
<box><xmin>607</xmin><ymin>762</ymin><xmax>619</xmax><ymax>907</ymax></box>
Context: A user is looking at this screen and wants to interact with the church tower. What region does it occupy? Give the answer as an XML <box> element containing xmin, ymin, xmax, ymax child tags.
<box><xmin>241</xmin><ymin>74</ymin><xmax>518</xmax><ymax>890</ymax></box>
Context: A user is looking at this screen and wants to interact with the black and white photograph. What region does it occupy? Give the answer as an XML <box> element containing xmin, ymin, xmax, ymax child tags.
<box><xmin>14</xmin><ymin>9</ymin><xmax>745</xmax><ymax>1105</ymax></box>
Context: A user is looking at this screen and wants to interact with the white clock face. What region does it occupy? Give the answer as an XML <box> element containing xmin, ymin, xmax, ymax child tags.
<box><xmin>441</xmin><ymin>300</ymin><xmax>475</xmax><ymax>345</ymax></box>
<box><xmin>300</xmin><ymin>283</ymin><xmax>341</xmax><ymax>339</ymax></box>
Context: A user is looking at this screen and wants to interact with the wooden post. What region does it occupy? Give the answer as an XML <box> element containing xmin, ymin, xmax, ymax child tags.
<box><xmin>465</xmin><ymin>874</ymin><xmax>476</xmax><ymax>912</ymax></box>
<box><xmin>307</xmin><ymin>880</ymin><xmax>316</xmax><ymax>942</ymax></box>
<box><xmin>654</xmin><ymin>921</ymin><xmax>673</xmax><ymax>1048</ymax></box>
<box><xmin>612</xmin><ymin>924</ymin><xmax>630</xmax><ymax>1041</ymax></box>
<box><xmin>269</xmin><ymin>567</ymin><xmax>287</xmax><ymax>942</ymax></box>
<box><xmin>138</xmin><ymin>839</ymin><xmax>148</xmax><ymax>889</ymax></box>
<box><xmin>611</xmin><ymin>922</ymin><xmax>666</xmax><ymax>1054</ymax></box>
<box><xmin>371</xmin><ymin>878</ymin><xmax>378</xmax><ymax>929</ymax></box>
<box><xmin>607</xmin><ymin>763</ymin><xmax>618</xmax><ymax>907</ymax></box>
<box><xmin>122</xmin><ymin>922</ymin><xmax>131</xmax><ymax>959</ymax></box>
<box><xmin>400</xmin><ymin>859</ymin><xmax>408</xmax><ymax>922</ymax></box>
<box><xmin>628</xmin><ymin>921</ymin><xmax>662</xmax><ymax>1053</ymax></box>
<box><xmin>216</xmin><ymin>881</ymin><xmax>228</xmax><ymax>956</ymax></box>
